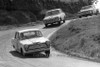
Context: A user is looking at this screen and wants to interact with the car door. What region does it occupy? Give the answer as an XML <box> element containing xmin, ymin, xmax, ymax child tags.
<box><xmin>14</xmin><ymin>32</ymin><xmax>20</xmax><ymax>51</ymax></box>
<box><xmin>12</xmin><ymin>32</ymin><xmax>17</xmax><ymax>50</ymax></box>
<box><xmin>17</xmin><ymin>33</ymin><xmax>21</xmax><ymax>52</ymax></box>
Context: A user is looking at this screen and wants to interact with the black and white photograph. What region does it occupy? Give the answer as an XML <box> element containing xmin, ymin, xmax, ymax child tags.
<box><xmin>0</xmin><ymin>0</ymin><xmax>100</xmax><ymax>67</ymax></box>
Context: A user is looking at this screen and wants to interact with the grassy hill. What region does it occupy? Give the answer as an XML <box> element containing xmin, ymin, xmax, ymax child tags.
<box><xmin>50</xmin><ymin>15</ymin><xmax>100</xmax><ymax>62</ymax></box>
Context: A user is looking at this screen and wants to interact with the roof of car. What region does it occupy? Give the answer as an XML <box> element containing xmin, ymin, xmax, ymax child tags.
<box><xmin>46</xmin><ymin>8</ymin><xmax>62</xmax><ymax>13</ymax></box>
<box><xmin>81</xmin><ymin>5</ymin><xmax>93</xmax><ymax>10</ymax></box>
<box><xmin>18</xmin><ymin>29</ymin><xmax>40</xmax><ymax>33</ymax></box>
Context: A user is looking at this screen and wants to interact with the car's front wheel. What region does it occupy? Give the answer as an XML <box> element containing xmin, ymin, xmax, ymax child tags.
<box><xmin>63</xmin><ymin>20</ymin><xmax>65</xmax><ymax>23</ymax></box>
<box><xmin>12</xmin><ymin>45</ymin><xmax>15</xmax><ymax>48</ymax></box>
<box><xmin>79</xmin><ymin>16</ymin><xmax>82</xmax><ymax>18</ymax></box>
<box><xmin>45</xmin><ymin>50</ymin><xmax>50</xmax><ymax>57</ymax></box>
<box><xmin>21</xmin><ymin>48</ymin><xmax>26</xmax><ymax>56</ymax></box>
<box><xmin>45</xmin><ymin>24</ymin><xmax>48</xmax><ymax>27</ymax></box>
<box><xmin>95</xmin><ymin>10</ymin><xmax>99</xmax><ymax>15</ymax></box>
<box><xmin>58</xmin><ymin>21</ymin><xmax>61</xmax><ymax>25</ymax></box>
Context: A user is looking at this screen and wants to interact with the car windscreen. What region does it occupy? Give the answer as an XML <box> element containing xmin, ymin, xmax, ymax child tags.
<box><xmin>46</xmin><ymin>10</ymin><xmax>60</xmax><ymax>16</ymax></box>
<box><xmin>81</xmin><ymin>5</ymin><xmax>92</xmax><ymax>10</ymax></box>
<box><xmin>21</xmin><ymin>31</ymin><xmax>43</xmax><ymax>39</ymax></box>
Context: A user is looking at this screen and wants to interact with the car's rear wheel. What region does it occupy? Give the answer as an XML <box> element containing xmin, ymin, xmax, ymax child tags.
<box><xmin>45</xmin><ymin>50</ymin><xmax>50</xmax><ymax>57</ymax></box>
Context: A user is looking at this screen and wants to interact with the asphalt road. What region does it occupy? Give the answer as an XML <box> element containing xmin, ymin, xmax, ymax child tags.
<box><xmin>0</xmin><ymin>20</ymin><xmax>100</xmax><ymax>67</ymax></box>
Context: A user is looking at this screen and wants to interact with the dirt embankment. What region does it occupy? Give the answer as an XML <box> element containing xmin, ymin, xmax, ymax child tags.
<box><xmin>50</xmin><ymin>15</ymin><xmax>100</xmax><ymax>62</ymax></box>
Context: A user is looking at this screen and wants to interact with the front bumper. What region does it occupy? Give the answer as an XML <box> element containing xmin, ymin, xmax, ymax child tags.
<box><xmin>44</xmin><ymin>17</ymin><xmax>60</xmax><ymax>24</ymax></box>
<box><xmin>24</xmin><ymin>48</ymin><xmax>50</xmax><ymax>54</ymax></box>
<box><xmin>78</xmin><ymin>10</ymin><xmax>93</xmax><ymax>16</ymax></box>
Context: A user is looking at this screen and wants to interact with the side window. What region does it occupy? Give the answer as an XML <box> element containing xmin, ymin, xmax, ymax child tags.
<box><xmin>59</xmin><ymin>9</ymin><xmax>62</xmax><ymax>13</ymax></box>
<box><xmin>15</xmin><ymin>32</ymin><xmax>17</xmax><ymax>39</ymax></box>
<box><xmin>17</xmin><ymin>33</ymin><xmax>20</xmax><ymax>39</ymax></box>
<box><xmin>15</xmin><ymin>32</ymin><xmax>20</xmax><ymax>39</ymax></box>
<box><xmin>18</xmin><ymin>33</ymin><xmax>21</xmax><ymax>40</ymax></box>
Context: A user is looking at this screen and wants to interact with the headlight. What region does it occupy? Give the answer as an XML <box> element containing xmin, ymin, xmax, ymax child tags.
<box><xmin>24</xmin><ymin>45</ymin><xmax>29</xmax><ymax>51</ymax></box>
<box><xmin>45</xmin><ymin>41</ymin><xmax>51</xmax><ymax>47</ymax></box>
<box><xmin>46</xmin><ymin>41</ymin><xmax>50</xmax><ymax>44</ymax></box>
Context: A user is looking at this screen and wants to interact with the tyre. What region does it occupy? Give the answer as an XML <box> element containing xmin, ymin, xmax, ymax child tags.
<box><xmin>79</xmin><ymin>16</ymin><xmax>82</xmax><ymax>18</ymax></box>
<box><xmin>21</xmin><ymin>48</ymin><xmax>26</xmax><ymax>56</ymax></box>
<box><xmin>95</xmin><ymin>10</ymin><xmax>99</xmax><ymax>15</ymax></box>
<box><xmin>58</xmin><ymin>21</ymin><xmax>61</xmax><ymax>25</ymax></box>
<box><xmin>12</xmin><ymin>45</ymin><xmax>15</xmax><ymax>48</ymax></box>
<box><xmin>63</xmin><ymin>20</ymin><xmax>65</xmax><ymax>23</ymax></box>
<box><xmin>45</xmin><ymin>50</ymin><xmax>50</xmax><ymax>57</ymax></box>
<box><xmin>84</xmin><ymin>14</ymin><xmax>88</xmax><ymax>17</ymax></box>
<box><xmin>45</xmin><ymin>24</ymin><xmax>48</xmax><ymax>27</ymax></box>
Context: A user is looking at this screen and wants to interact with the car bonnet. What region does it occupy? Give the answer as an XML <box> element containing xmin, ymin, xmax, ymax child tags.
<box><xmin>20</xmin><ymin>37</ymin><xmax>49</xmax><ymax>45</ymax></box>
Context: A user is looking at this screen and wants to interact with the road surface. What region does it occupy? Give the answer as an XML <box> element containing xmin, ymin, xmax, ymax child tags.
<box><xmin>0</xmin><ymin>20</ymin><xmax>100</xmax><ymax>67</ymax></box>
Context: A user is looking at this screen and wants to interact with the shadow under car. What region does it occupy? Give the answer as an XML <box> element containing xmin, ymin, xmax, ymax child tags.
<box><xmin>10</xmin><ymin>50</ymin><xmax>50</xmax><ymax>58</ymax></box>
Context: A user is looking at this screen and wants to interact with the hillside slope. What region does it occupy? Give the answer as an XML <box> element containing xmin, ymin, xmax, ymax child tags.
<box><xmin>50</xmin><ymin>15</ymin><xmax>100</xmax><ymax>62</ymax></box>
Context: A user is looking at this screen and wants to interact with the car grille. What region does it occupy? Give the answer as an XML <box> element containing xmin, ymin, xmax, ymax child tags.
<box><xmin>44</xmin><ymin>17</ymin><xmax>60</xmax><ymax>23</ymax></box>
<box><xmin>28</xmin><ymin>43</ymin><xmax>47</xmax><ymax>50</ymax></box>
<box><xmin>80</xmin><ymin>10</ymin><xmax>93</xmax><ymax>14</ymax></box>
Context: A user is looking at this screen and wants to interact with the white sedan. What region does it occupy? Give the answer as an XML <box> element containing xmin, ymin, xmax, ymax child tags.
<box><xmin>11</xmin><ymin>29</ymin><xmax>50</xmax><ymax>57</ymax></box>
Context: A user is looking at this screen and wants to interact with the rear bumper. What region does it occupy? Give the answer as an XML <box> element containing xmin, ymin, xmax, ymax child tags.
<box><xmin>24</xmin><ymin>48</ymin><xmax>50</xmax><ymax>54</ymax></box>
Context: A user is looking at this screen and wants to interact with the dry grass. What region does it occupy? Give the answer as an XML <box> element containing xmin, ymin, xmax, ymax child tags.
<box><xmin>0</xmin><ymin>10</ymin><xmax>43</xmax><ymax>31</ymax></box>
<box><xmin>50</xmin><ymin>15</ymin><xmax>100</xmax><ymax>62</ymax></box>
<box><xmin>0</xmin><ymin>21</ymin><xmax>43</xmax><ymax>31</ymax></box>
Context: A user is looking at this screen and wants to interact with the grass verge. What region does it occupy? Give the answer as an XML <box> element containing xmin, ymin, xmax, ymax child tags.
<box><xmin>50</xmin><ymin>15</ymin><xmax>100</xmax><ymax>62</ymax></box>
<box><xmin>0</xmin><ymin>21</ymin><xmax>43</xmax><ymax>31</ymax></box>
